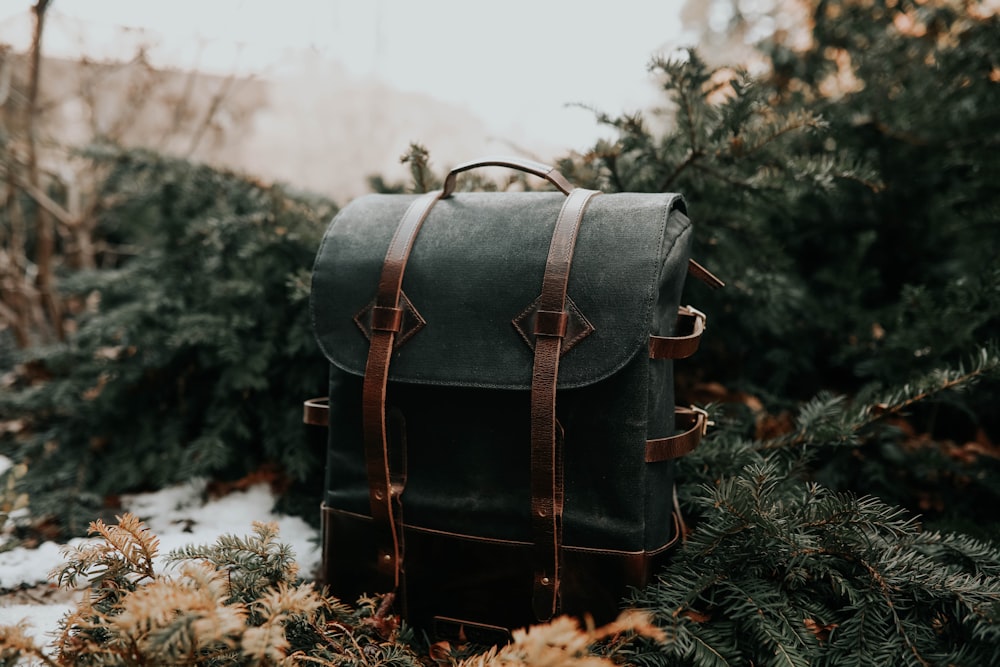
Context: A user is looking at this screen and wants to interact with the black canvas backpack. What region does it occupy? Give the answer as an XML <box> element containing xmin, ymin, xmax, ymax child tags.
<box><xmin>304</xmin><ymin>157</ymin><xmax>720</xmax><ymax>641</ymax></box>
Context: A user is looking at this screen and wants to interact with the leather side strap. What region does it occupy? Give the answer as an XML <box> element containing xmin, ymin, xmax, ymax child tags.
<box><xmin>688</xmin><ymin>259</ymin><xmax>725</xmax><ymax>290</ymax></box>
<box><xmin>303</xmin><ymin>397</ymin><xmax>329</xmax><ymax>426</ymax></box>
<box><xmin>649</xmin><ymin>306</ymin><xmax>706</xmax><ymax>360</ymax></box>
<box><xmin>529</xmin><ymin>187</ymin><xmax>600</xmax><ymax>621</ymax></box>
<box><xmin>645</xmin><ymin>407</ymin><xmax>710</xmax><ymax>463</ymax></box>
<box><xmin>361</xmin><ymin>190</ymin><xmax>443</xmax><ymax>592</ymax></box>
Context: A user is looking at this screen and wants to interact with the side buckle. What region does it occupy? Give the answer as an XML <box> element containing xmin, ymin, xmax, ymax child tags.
<box><xmin>691</xmin><ymin>405</ymin><xmax>714</xmax><ymax>437</ymax></box>
<box><xmin>682</xmin><ymin>304</ymin><xmax>707</xmax><ymax>329</ymax></box>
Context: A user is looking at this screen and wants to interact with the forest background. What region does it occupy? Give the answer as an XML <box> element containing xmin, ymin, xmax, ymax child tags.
<box><xmin>1</xmin><ymin>1</ymin><xmax>1000</xmax><ymax>665</ymax></box>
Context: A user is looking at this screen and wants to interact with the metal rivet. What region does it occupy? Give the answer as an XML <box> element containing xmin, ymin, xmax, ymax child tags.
<box><xmin>383</xmin><ymin>554</ymin><xmax>392</xmax><ymax>563</ymax></box>
<box><xmin>541</xmin><ymin>577</ymin><xmax>551</xmax><ymax>586</ymax></box>
<box><xmin>374</xmin><ymin>490</ymin><xmax>384</xmax><ymax>501</ymax></box>
<box><xmin>537</xmin><ymin>509</ymin><xmax>546</xmax><ymax>517</ymax></box>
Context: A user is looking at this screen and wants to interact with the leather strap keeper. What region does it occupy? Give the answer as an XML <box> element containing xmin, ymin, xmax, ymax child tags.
<box><xmin>645</xmin><ymin>406</ymin><xmax>710</xmax><ymax>463</ymax></box>
<box><xmin>534</xmin><ymin>310</ymin><xmax>569</xmax><ymax>337</ymax></box>
<box><xmin>371</xmin><ymin>306</ymin><xmax>404</xmax><ymax>332</ymax></box>
<box><xmin>303</xmin><ymin>397</ymin><xmax>330</xmax><ymax>427</ymax></box>
<box><xmin>649</xmin><ymin>305</ymin><xmax>706</xmax><ymax>360</ymax></box>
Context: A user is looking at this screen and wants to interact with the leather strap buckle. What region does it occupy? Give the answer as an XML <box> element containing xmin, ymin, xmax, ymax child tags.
<box><xmin>681</xmin><ymin>304</ymin><xmax>707</xmax><ymax>329</ymax></box>
<box><xmin>648</xmin><ymin>305</ymin><xmax>707</xmax><ymax>360</ymax></box>
<box><xmin>690</xmin><ymin>405</ymin><xmax>714</xmax><ymax>437</ymax></box>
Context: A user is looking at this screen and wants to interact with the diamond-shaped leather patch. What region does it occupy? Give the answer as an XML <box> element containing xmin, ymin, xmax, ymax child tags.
<box><xmin>354</xmin><ymin>291</ymin><xmax>426</xmax><ymax>350</ymax></box>
<box><xmin>512</xmin><ymin>294</ymin><xmax>595</xmax><ymax>356</ymax></box>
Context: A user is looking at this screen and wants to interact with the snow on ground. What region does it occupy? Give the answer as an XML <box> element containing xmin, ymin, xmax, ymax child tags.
<box><xmin>0</xmin><ymin>465</ymin><xmax>320</xmax><ymax>650</ymax></box>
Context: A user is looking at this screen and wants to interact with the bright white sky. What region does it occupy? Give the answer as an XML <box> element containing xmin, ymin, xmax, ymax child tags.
<box><xmin>0</xmin><ymin>0</ymin><xmax>692</xmax><ymax>150</ymax></box>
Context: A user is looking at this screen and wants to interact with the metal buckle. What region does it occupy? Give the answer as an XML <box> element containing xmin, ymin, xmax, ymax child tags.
<box><xmin>683</xmin><ymin>304</ymin><xmax>707</xmax><ymax>328</ymax></box>
<box><xmin>691</xmin><ymin>405</ymin><xmax>714</xmax><ymax>436</ymax></box>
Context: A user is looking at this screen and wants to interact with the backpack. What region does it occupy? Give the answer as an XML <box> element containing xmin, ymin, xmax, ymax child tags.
<box><xmin>304</xmin><ymin>157</ymin><xmax>720</xmax><ymax>642</ymax></box>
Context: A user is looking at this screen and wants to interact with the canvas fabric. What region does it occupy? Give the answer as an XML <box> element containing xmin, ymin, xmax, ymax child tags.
<box><xmin>310</xmin><ymin>188</ymin><xmax>696</xmax><ymax>637</ymax></box>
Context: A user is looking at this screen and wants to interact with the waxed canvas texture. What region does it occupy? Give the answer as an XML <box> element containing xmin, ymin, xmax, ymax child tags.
<box><xmin>311</xmin><ymin>191</ymin><xmax>689</xmax><ymax>389</ymax></box>
<box><xmin>322</xmin><ymin>354</ymin><xmax>674</xmax><ymax>552</ymax></box>
<box><xmin>310</xmin><ymin>187</ymin><xmax>694</xmax><ymax>629</ymax></box>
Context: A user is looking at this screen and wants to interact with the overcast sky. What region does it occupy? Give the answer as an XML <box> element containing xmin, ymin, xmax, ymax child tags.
<box><xmin>0</xmin><ymin>0</ymin><xmax>693</xmax><ymax>151</ymax></box>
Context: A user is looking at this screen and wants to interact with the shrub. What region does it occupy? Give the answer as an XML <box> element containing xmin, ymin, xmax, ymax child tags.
<box><xmin>1</xmin><ymin>149</ymin><xmax>335</xmax><ymax>533</ymax></box>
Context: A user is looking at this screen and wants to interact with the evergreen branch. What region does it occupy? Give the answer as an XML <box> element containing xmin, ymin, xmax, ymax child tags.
<box><xmin>659</xmin><ymin>149</ymin><xmax>704</xmax><ymax>191</ymax></box>
<box><xmin>600</xmin><ymin>151</ymin><xmax>627</xmax><ymax>193</ymax></box>
<box><xmin>690</xmin><ymin>160</ymin><xmax>760</xmax><ymax>191</ymax></box>
<box><xmin>863</xmin><ymin>351</ymin><xmax>998</xmax><ymax>424</ymax></box>
<box><xmin>688</xmin><ymin>633</ymin><xmax>729</xmax><ymax>666</ymax></box>
<box><xmin>757</xmin><ymin>346</ymin><xmax>1000</xmax><ymax>452</ymax></box>
<box><xmin>736</xmin><ymin>113</ymin><xmax>828</xmax><ymax>159</ymax></box>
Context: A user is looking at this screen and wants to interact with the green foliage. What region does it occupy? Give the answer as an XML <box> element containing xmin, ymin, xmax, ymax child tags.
<box><xmin>626</xmin><ymin>462</ymin><xmax>1000</xmax><ymax>666</ymax></box>
<box><xmin>611</xmin><ymin>353</ymin><xmax>1000</xmax><ymax>666</ymax></box>
<box><xmin>552</xmin><ymin>3</ymin><xmax>1000</xmax><ymax>410</ymax></box>
<box><xmin>1</xmin><ymin>515</ymin><xmax>425</xmax><ymax>667</ymax></box>
<box><xmin>3</xmin><ymin>2</ymin><xmax>1000</xmax><ymax>665</ymax></box>
<box><xmin>0</xmin><ymin>148</ymin><xmax>335</xmax><ymax>533</ymax></box>
<box><xmin>763</xmin><ymin>0</ymin><xmax>1000</xmax><ymax>387</ymax></box>
<box><xmin>533</xmin><ymin>0</ymin><xmax>1000</xmax><ymax>533</ymax></box>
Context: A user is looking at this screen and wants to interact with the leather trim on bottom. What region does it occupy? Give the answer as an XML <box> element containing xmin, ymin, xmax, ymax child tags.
<box><xmin>321</xmin><ymin>505</ymin><xmax>672</xmax><ymax>634</ymax></box>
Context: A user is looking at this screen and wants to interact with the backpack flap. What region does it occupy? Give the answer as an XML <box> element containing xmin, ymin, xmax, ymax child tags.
<box><xmin>311</xmin><ymin>191</ymin><xmax>692</xmax><ymax>389</ymax></box>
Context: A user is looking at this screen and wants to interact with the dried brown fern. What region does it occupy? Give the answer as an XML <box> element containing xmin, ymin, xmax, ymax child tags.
<box><xmin>107</xmin><ymin>563</ymin><xmax>246</xmax><ymax>662</ymax></box>
<box><xmin>456</xmin><ymin>612</ymin><xmax>666</xmax><ymax>667</ymax></box>
<box><xmin>54</xmin><ymin>512</ymin><xmax>159</xmax><ymax>590</ymax></box>
<box><xmin>2</xmin><ymin>514</ymin><xmax>661</xmax><ymax>667</ymax></box>
<box><xmin>241</xmin><ymin>582</ymin><xmax>327</xmax><ymax>663</ymax></box>
<box><xmin>0</xmin><ymin>513</ymin><xmax>399</xmax><ymax>666</ymax></box>
<box><xmin>0</xmin><ymin>621</ymin><xmax>60</xmax><ymax>666</ymax></box>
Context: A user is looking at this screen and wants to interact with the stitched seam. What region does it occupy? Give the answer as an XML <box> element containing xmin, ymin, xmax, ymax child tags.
<box><xmin>560</xmin><ymin>296</ymin><xmax>596</xmax><ymax>353</ymax></box>
<box><xmin>512</xmin><ymin>298</ymin><xmax>539</xmax><ymax>351</ymax></box>
<box><xmin>322</xmin><ymin>505</ymin><xmax>674</xmax><ymax>555</ymax></box>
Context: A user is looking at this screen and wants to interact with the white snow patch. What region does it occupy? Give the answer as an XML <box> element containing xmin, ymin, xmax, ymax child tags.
<box><xmin>120</xmin><ymin>479</ymin><xmax>321</xmax><ymax>577</ymax></box>
<box><xmin>0</xmin><ymin>603</ymin><xmax>75</xmax><ymax>650</ymax></box>
<box><xmin>0</xmin><ymin>479</ymin><xmax>320</xmax><ymax>648</ymax></box>
<box><xmin>0</xmin><ymin>541</ymin><xmax>80</xmax><ymax>590</ymax></box>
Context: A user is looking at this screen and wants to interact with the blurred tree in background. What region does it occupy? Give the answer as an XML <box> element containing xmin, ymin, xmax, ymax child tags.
<box><xmin>0</xmin><ymin>0</ymin><xmax>251</xmax><ymax>352</ymax></box>
<box><xmin>1</xmin><ymin>148</ymin><xmax>333</xmax><ymax>534</ymax></box>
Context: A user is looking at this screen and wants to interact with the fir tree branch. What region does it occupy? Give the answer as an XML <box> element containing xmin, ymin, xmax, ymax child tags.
<box><xmin>737</xmin><ymin>114</ymin><xmax>827</xmax><ymax>159</ymax></box>
<box><xmin>757</xmin><ymin>346</ymin><xmax>1000</xmax><ymax>452</ymax></box>
<box><xmin>690</xmin><ymin>160</ymin><xmax>758</xmax><ymax>190</ymax></box>
<box><xmin>660</xmin><ymin>148</ymin><xmax>704</xmax><ymax>191</ymax></box>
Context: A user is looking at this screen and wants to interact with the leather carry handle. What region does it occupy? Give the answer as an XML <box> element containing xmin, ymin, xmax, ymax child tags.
<box><xmin>442</xmin><ymin>156</ymin><xmax>574</xmax><ymax>198</ymax></box>
<box><xmin>442</xmin><ymin>158</ymin><xmax>728</xmax><ymax>293</ymax></box>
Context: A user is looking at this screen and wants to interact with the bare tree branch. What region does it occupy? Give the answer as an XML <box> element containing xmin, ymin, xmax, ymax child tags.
<box><xmin>3</xmin><ymin>167</ymin><xmax>78</xmax><ymax>228</ymax></box>
<box><xmin>27</xmin><ymin>0</ymin><xmax>64</xmax><ymax>341</ymax></box>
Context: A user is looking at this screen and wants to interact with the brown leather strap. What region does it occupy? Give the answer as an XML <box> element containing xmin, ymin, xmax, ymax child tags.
<box><xmin>688</xmin><ymin>259</ymin><xmax>725</xmax><ymax>290</ymax></box>
<box><xmin>645</xmin><ymin>407</ymin><xmax>711</xmax><ymax>463</ymax></box>
<box><xmin>303</xmin><ymin>397</ymin><xmax>329</xmax><ymax>426</ymax></box>
<box><xmin>649</xmin><ymin>306</ymin><xmax>706</xmax><ymax>360</ymax></box>
<box><xmin>528</xmin><ymin>187</ymin><xmax>600</xmax><ymax>621</ymax></box>
<box><xmin>361</xmin><ymin>190</ymin><xmax>443</xmax><ymax>591</ymax></box>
